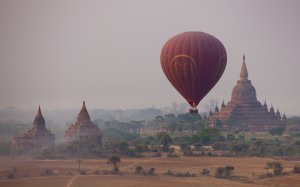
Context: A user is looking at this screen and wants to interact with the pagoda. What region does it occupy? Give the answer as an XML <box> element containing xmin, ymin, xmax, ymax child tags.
<box><xmin>65</xmin><ymin>101</ymin><xmax>102</xmax><ymax>145</ymax></box>
<box><xmin>11</xmin><ymin>106</ymin><xmax>55</xmax><ymax>150</ymax></box>
<box><xmin>210</xmin><ymin>56</ymin><xmax>286</xmax><ymax>131</ymax></box>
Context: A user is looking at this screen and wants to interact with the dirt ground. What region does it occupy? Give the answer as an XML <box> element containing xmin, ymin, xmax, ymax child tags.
<box><xmin>0</xmin><ymin>156</ymin><xmax>300</xmax><ymax>187</ymax></box>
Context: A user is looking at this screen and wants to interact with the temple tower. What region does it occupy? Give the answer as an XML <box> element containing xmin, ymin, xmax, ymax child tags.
<box><xmin>210</xmin><ymin>56</ymin><xmax>286</xmax><ymax>131</ymax></box>
<box><xmin>65</xmin><ymin>101</ymin><xmax>102</xmax><ymax>145</ymax></box>
<box><xmin>11</xmin><ymin>106</ymin><xmax>55</xmax><ymax>150</ymax></box>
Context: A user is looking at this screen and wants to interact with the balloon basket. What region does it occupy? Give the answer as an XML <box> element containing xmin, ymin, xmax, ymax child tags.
<box><xmin>189</xmin><ymin>108</ymin><xmax>198</xmax><ymax>114</ymax></box>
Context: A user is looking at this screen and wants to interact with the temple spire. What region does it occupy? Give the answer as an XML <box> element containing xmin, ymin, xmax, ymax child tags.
<box><xmin>221</xmin><ymin>100</ymin><xmax>225</xmax><ymax>108</ymax></box>
<box><xmin>77</xmin><ymin>101</ymin><xmax>90</xmax><ymax>122</ymax></box>
<box><xmin>33</xmin><ymin>105</ymin><xmax>45</xmax><ymax>127</ymax></box>
<box><xmin>37</xmin><ymin>105</ymin><xmax>42</xmax><ymax>117</ymax></box>
<box><xmin>240</xmin><ymin>55</ymin><xmax>248</xmax><ymax>80</ymax></box>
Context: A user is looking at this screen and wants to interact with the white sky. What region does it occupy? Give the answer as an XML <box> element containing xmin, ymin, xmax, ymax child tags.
<box><xmin>0</xmin><ymin>0</ymin><xmax>299</xmax><ymax>115</ymax></box>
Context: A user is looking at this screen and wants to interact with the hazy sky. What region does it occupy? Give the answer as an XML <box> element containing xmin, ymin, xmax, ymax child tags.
<box><xmin>0</xmin><ymin>0</ymin><xmax>299</xmax><ymax>114</ymax></box>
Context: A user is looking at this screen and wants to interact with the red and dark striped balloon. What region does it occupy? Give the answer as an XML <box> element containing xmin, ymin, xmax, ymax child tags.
<box><xmin>160</xmin><ymin>32</ymin><xmax>227</xmax><ymax>110</ymax></box>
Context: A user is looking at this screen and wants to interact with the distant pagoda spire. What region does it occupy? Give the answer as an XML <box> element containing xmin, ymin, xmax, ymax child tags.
<box><xmin>282</xmin><ymin>113</ymin><xmax>287</xmax><ymax>121</ymax></box>
<box><xmin>215</xmin><ymin>105</ymin><xmax>219</xmax><ymax>113</ymax></box>
<box><xmin>269</xmin><ymin>105</ymin><xmax>275</xmax><ymax>116</ymax></box>
<box><xmin>37</xmin><ymin>105</ymin><xmax>42</xmax><ymax>117</ymax></box>
<box><xmin>33</xmin><ymin>105</ymin><xmax>45</xmax><ymax>127</ymax></box>
<box><xmin>209</xmin><ymin>109</ymin><xmax>213</xmax><ymax>116</ymax></box>
<box><xmin>275</xmin><ymin>108</ymin><xmax>281</xmax><ymax>119</ymax></box>
<box><xmin>221</xmin><ymin>100</ymin><xmax>225</xmax><ymax>109</ymax></box>
<box><xmin>240</xmin><ymin>55</ymin><xmax>248</xmax><ymax>80</ymax></box>
<box><xmin>77</xmin><ymin>101</ymin><xmax>91</xmax><ymax>122</ymax></box>
<box><xmin>263</xmin><ymin>100</ymin><xmax>268</xmax><ymax>111</ymax></box>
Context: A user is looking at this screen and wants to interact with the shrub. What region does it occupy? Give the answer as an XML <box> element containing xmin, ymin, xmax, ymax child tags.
<box><xmin>265</xmin><ymin>161</ymin><xmax>283</xmax><ymax>175</ymax></box>
<box><xmin>294</xmin><ymin>164</ymin><xmax>300</xmax><ymax>173</ymax></box>
<box><xmin>135</xmin><ymin>144</ymin><xmax>146</xmax><ymax>153</ymax></box>
<box><xmin>269</xmin><ymin>127</ymin><xmax>285</xmax><ymax>136</ymax></box>
<box><xmin>200</xmin><ymin>168</ymin><xmax>210</xmax><ymax>176</ymax></box>
<box><xmin>135</xmin><ymin>166</ymin><xmax>144</xmax><ymax>175</ymax></box>
<box><xmin>215</xmin><ymin>167</ymin><xmax>225</xmax><ymax>177</ymax></box>
<box><xmin>148</xmin><ymin>168</ymin><xmax>155</xmax><ymax>175</ymax></box>
<box><xmin>41</xmin><ymin>168</ymin><xmax>54</xmax><ymax>176</ymax></box>
<box><xmin>80</xmin><ymin>170</ymin><xmax>86</xmax><ymax>175</ymax></box>
<box><xmin>224</xmin><ymin>166</ymin><xmax>234</xmax><ymax>176</ymax></box>
<box><xmin>215</xmin><ymin>166</ymin><xmax>234</xmax><ymax>177</ymax></box>
<box><xmin>166</xmin><ymin>169</ymin><xmax>173</xmax><ymax>175</ymax></box>
<box><xmin>127</xmin><ymin>148</ymin><xmax>139</xmax><ymax>157</ymax></box>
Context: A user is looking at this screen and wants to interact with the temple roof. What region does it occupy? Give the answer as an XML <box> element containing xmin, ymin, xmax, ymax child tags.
<box><xmin>77</xmin><ymin>101</ymin><xmax>91</xmax><ymax>122</ymax></box>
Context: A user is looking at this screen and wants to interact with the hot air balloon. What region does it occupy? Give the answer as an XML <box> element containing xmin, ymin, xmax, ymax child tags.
<box><xmin>160</xmin><ymin>32</ymin><xmax>227</xmax><ymax>114</ymax></box>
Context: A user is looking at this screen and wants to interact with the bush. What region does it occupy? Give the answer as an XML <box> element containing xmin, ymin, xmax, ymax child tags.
<box><xmin>265</xmin><ymin>161</ymin><xmax>283</xmax><ymax>175</ymax></box>
<box><xmin>41</xmin><ymin>168</ymin><xmax>54</xmax><ymax>176</ymax></box>
<box><xmin>224</xmin><ymin>166</ymin><xmax>234</xmax><ymax>176</ymax></box>
<box><xmin>135</xmin><ymin>166</ymin><xmax>144</xmax><ymax>175</ymax></box>
<box><xmin>269</xmin><ymin>127</ymin><xmax>285</xmax><ymax>136</ymax></box>
<box><xmin>135</xmin><ymin>144</ymin><xmax>146</xmax><ymax>153</ymax></box>
<box><xmin>80</xmin><ymin>170</ymin><xmax>86</xmax><ymax>175</ymax></box>
<box><xmin>215</xmin><ymin>166</ymin><xmax>234</xmax><ymax>177</ymax></box>
<box><xmin>294</xmin><ymin>164</ymin><xmax>300</xmax><ymax>173</ymax></box>
<box><xmin>127</xmin><ymin>148</ymin><xmax>140</xmax><ymax>157</ymax></box>
<box><xmin>165</xmin><ymin>169</ymin><xmax>173</xmax><ymax>175</ymax></box>
<box><xmin>148</xmin><ymin>168</ymin><xmax>155</xmax><ymax>175</ymax></box>
<box><xmin>200</xmin><ymin>168</ymin><xmax>210</xmax><ymax>176</ymax></box>
<box><xmin>215</xmin><ymin>167</ymin><xmax>225</xmax><ymax>177</ymax></box>
<box><xmin>165</xmin><ymin>170</ymin><xmax>195</xmax><ymax>177</ymax></box>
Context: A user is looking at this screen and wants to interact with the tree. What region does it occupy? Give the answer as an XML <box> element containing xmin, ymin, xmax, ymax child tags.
<box><xmin>107</xmin><ymin>155</ymin><xmax>121</xmax><ymax>173</ymax></box>
<box><xmin>155</xmin><ymin>115</ymin><xmax>164</xmax><ymax>133</ymax></box>
<box><xmin>157</xmin><ymin>132</ymin><xmax>173</xmax><ymax>152</ymax></box>
<box><xmin>215</xmin><ymin>119</ymin><xmax>222</xmax><ymax>128</ymax></box>
<box><xmin>265</xmin><ymin>161</ymin><xmax>283</xmax><ymax>175</ymax></box>
<box><xmin>76</xmin><ymin>159</ymin><xmax>82</xmax><ymax>171</ymax></box>
<box><xmin>197</xmin><ymin>128</ymin><xmax>223</xmax><ymax>145</ymax></box>
<box><xmin>232</xmin><ymin>143</ymin><xmax>249</xmax><ymax>153</ymax></box>
<box><xmin>269</xmin><ymin>127</ymin><xmax>285</xmax><ymax>136</ymax></box>
<box><xmin>118</xmin><ymin>141</ymin><xmax>128</xmax><ymax>153</ymax></box>
<box><xmin>226</xmin><ymin>133</ymin><xmax>235</xmax><ymax>141</ymax></box>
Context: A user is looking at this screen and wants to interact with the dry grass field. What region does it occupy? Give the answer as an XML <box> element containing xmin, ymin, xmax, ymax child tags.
<box><xmin>0</xmin><ymin>156</ymin><xmax>300</xmax><ymax>187</ymax></box>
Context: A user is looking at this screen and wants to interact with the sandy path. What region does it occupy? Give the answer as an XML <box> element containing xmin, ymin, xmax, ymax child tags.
<box><xmin>65</xmin><ymin>175</ymin><xmax>79</xmax><ymax>187</ymax></box>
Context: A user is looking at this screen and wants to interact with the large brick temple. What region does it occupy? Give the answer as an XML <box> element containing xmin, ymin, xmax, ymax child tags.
<box><xmin>11</xmin><ymin>106</ymin><xmax>55</xmax><ymax>150</ymax></box>
<box><xmin>209</xmin><ymin>56</ymin><xmax>287</xmax><ymax>131</ymax></box>
<box><xmin>65</xmin><ymin>101</ymin><xmax>102</xmax><ymax>145</ymax></box>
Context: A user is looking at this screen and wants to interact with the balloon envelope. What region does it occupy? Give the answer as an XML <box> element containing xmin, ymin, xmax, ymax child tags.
<box><xmin>160</xmin><ymin>32</ymin><xmax>227</xmax><ymax>109</ymax></box>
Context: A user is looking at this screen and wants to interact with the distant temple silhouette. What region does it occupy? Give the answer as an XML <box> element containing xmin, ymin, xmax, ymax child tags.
<box><xmin>11</xmin><ymin>106</ymin><xmax>55</xmax><ymax>150</ymax></box>
<box><xmin>65</xmin><ymin>101</ymin><xmax>102</xmax><ymax>145</ymax></box>
<box><xmin>209</xmin><ymin>56</ymin><xmax>287</xmax><ymax>131</ymax></box>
